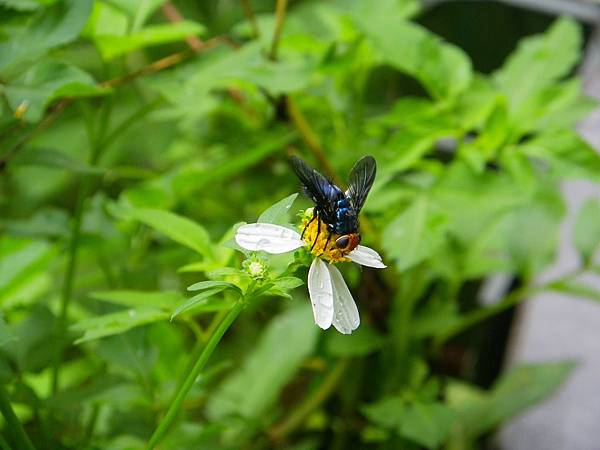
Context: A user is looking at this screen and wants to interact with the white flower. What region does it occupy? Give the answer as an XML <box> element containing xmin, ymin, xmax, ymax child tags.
<box><xmin>235</xmin><ymin>222</ymin><xmax>386</xmax><ymax>334</ymax></box>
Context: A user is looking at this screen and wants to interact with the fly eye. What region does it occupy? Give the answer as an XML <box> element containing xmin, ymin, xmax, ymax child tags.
<box><xmin>335</xmin><ymin>235</ymin><xmax>350</xmax><ymax>250</ymax></box>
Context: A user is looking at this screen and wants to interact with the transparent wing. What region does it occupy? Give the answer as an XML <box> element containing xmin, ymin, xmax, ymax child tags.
<box><xmin>345</xmin><ymin>156</ymin><xmax>376</xmax><ymax>212</ymax></box>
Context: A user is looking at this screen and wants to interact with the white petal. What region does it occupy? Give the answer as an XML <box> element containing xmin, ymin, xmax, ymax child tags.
<box><xmin>235</xmin><ymin>223</ymin><xmax>304</xmax><ymax>254</ymax></box>
<box><xmin>327</xmin><ymin>265</ymin><xmax>360</xmax><ymax>334</ymax></box>
<box><xmin>347</xmin><ymin>245</ymin><xmax>387</xmax><ymax>268</ymax></box>
<box><xmin>308</xmin><ymin>258</ymin><xmax>334</xmax><ymax>330</ymax></box>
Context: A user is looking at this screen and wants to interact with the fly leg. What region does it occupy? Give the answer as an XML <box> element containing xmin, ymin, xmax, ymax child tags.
<box><xmin>310</xmin><ymin>213</ymin><xmax>321</xmax><ymax>252</ymax></box>
<box><xmin>301</xmin><ymin>208</ymin><xmax>317</xmax><ymax>240</ymax></box>
<box><xmin>322</xmin><ymin>231</ymin><xmax>332</xmax><ymax>256</ymax></box>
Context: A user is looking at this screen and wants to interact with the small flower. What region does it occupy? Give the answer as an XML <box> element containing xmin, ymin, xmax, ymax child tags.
<box><xmin>235</xmin><ymin>216</ymin><xmax>386</xmax><ymax>334</ymax></box>
<box><xmin>243</xmin><ymin>256</ymin><xmax>268</xmax><ymax>279</ymax></box>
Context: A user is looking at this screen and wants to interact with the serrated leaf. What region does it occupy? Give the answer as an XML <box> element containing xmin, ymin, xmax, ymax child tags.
<box><xmin>356</xmin><ymin>2</ymin><xmax>471</xmax><ymax>99</ymax></box>
<box><xmin>495</xmin><ymin>17</ymin><xmax>582</xmax><ymax>112</ymax></box>
<box><xmin>89</xmin><ymin>290</ymin><xmax>183</xmax><ymax>309</ymax></box>
<box><xmin>521</xmin><ymin>129</ymin><xmax>600</xmax><ymax>183</ymax></box>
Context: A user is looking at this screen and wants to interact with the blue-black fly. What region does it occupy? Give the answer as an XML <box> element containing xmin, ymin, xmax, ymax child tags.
<box><xmin>290</xmin><ymin>155</ymin><xmax>376</xmax><ymax>254</ymax></box>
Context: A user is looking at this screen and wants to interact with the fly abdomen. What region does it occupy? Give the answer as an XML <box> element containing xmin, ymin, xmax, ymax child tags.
<box><xmin>333</xmin><ymin>198</ymin><xmax>358</xmax><ymax>234</ymax></box>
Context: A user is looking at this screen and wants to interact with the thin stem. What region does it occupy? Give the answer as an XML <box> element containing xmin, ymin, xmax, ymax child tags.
<box><xmin>285</xmin><ymin>97</ymin><xmax>339</xmax><ymax>184</ymax></box>
<box><xmin>146</xmin><ymin>302</ymin><xmax>244</xmax><ymax>450</ymax></box>
<box><xmin>0</xmin><ymin>384</ymin><xmax>35</xmax><ymax>450</ymax></box>
<box><xmin>269</xmin><ymin>0</ymin><xmax>288</xmax><ymax>60</ymax></box>
<box><xmin>240</xmin><ymin>0</ymin><xmax>261</xmax><ymax>38</ymax></box>
<box><xmin>0</xmin><ymin>432</ymin><xmax>13</xmax><ymax>450</ymax></box>
<box><xmin>268</xmin><ymin>359</ymin><xmax>349</xmax><ymax>441</ymax></box>
<box><xmin>51</xmin><ymin>99</ymin><xmax>113</xmax><ymax>393</ymax></box>
<box><xmin>434</xmin><ymin>284</ymin><xmax>540</xmax><ymax>345</ymax></box>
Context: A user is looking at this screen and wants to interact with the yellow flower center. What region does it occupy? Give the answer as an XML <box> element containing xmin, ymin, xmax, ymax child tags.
<box><xmin>300</xmin><ymin>215</ymin><xmax>351</xmax><ymax>263</ymax></box>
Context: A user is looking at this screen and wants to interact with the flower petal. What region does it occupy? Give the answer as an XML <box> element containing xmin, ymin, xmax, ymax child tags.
<box><xmin>347</xmin><ymin>245</ymin><xmax>387</xmax><ymax>268</ymax></box>
<box><xmin>308</xmin><ymin>258</ymin><xmax>334</xmax><ymax>330</ymax></box>
<box><xmin>235</xmin><ymin>223</ymin><xmax>304</xmax><ymax>254</ymax></box>
<box><xmin>327</xmin><ymin>264</ymin><xmax>360</xmax><ymax>334</ymax></box>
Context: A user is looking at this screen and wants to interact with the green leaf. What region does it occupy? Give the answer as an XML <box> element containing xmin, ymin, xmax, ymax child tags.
<box><xmin>0</xmin><ymin>0</ymin><xmax>93</xmax><ymax>74</ymax></box>
<box><xmin>383</xmin><ymin>196</ymin><xmax>447</xmax><ymax>270</ymax></box>
<box><xmin>0</xmin><ymin>318</ymin><xmax>15</xmax><ymax>348</ymax></box>
<box><xmin>123</xmin><ymin>208</ymin><xmax>215</xmax><ymax>260</ymax></box>
<box><xmin>325</xmin><ymin>325</ymin><xmax>386</xmax><ymax>357</ymax></box>
<box><xmin>548</xmin><ymin>280</ymin><xmax>600</xmax><ymax>304</ymax></box>
<box><xmin>2</xmin><ymin>59</ymin><xmax>109</xmax><ymax>121</ymax></box>
<box><xmin>72</xmin><ymin>307</ymin><xmax>169</xmax><ymax>344</ymax></box>
<box><xmin>171</xmin><ymin>131</ymin><xmax>297</xmax><ymax>195</ymax></box>
<box><xmin>187</xmin><ymin>280</ymin><xmax>241</xmax><ymax>294</ymax></box>
<box><xmin>257</xmin><ymin>193</ymin><xmax>298</xmax><ymax>226</ymax></box>
<box><xmin>0</xmin><ymin>237</ymin><xmax>55</xmax><ymax>307</ymax></box>
<box><xmin>450</xmin><ymin>362</ymin><xmax>575</xmax><ymax>438</ymax></box>
<box><xmin>206</xmin><ymin>304</ymin><xmax>318</xmax><ymax>420</ymax></box>
<box><xmin>363</xmin><ymin>397</ymin><xmax>456</xmax><ymax>449</ymax></box>
<box><xmin>263</xmin><ymin>277</ymin><xmax>304</xmax><ymax>300</ymax></box>
<box><xmin>171</xmin><ymin>288</ymin><xmax>235</xmax><ymax>320</ymax></box>
<box><xmin>521</xmin><ymin>129</ymin><xmax>600</xmax><ymax>183</ymax></box>
<box><xmin>573</xmin><ymin>199</ymin><xmax>600</xmax><ymax>261</ymax></box>
<box><xmin>494</xmin><ymin>17</ymin><xmax>582</xmax><ymax>112</ymax></box>
<box><xmin>102</xmin><ymin>0</ymin><xmax>166</xmax><ymax>31</ymax></box>
<box><xmin>94</xmin><ymin>20</ymin><xmax>205</xmax><ymax>59</ymax></box>
<box><xmin>401</xmin><ymin>402</ymin><xmax>456</xmax><ymax>449</ymax></box>
<box><xmin>357</xmin><ymin>3</ymin><xmax>472</xmax><ymax>99</ymax></box>
<box><xmin>12</xmin><ymin>148</ymin><xmax>106</xmax><ymax>173</ymax></box>
<box><xmin>89</xmin><ymin>290</ymin><xmax>184</xmax><ymax>309</ymax></box>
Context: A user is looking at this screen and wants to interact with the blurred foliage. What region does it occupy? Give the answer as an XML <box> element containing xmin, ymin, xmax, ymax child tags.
<box><xmin>0</xmin><ymin>0</ymin><xmax>599</xmax><ymax>449</ymax></box>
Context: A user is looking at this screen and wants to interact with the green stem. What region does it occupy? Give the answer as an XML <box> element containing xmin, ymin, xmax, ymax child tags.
<box><xmin>435</xmin><ymin>284</ymin><xmax>540</xmax><ymax>345</ymax></box>
<box><xmin>0</xmin><ymin>385</ymin><xmax>35</xmax><ymax>450</ymax></box>
<box><xmin>50</xmin><ymin>101</ymin><xmax>109</xmax><ymax>393</ymax></box>
<box><xmin>0</xmin><ymin>432</ymin><xmax>13</xmax><ymax>450</ymax></box>
<box><xmin>269</xmin><ymin>0</ymin><xmax>288</xmax><ymax>60</ymax></box>
<box><xmin>146</xmin><ymin>302</ymin><xmax>244</xmax><ymax>449</ymax></box>
<box><xmin>240</xmin><ymin>0</ymin><xmax>260</xmax><ymax>38</ymax></box>
<box><xmin>268</xmin><ymin>359</ymin><xmax>349</xmax><ymax>441</ymax></box>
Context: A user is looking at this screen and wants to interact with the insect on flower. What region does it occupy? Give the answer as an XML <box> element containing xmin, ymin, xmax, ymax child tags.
<box><xmin>291</xmin><ymin>155</ymin><xmax>376</xmax><ymax>256</ymax></box>
<box><xmin>235</xmin><ymin>156</ymin><xmax>386</xmax><ymax>334</ymax></box>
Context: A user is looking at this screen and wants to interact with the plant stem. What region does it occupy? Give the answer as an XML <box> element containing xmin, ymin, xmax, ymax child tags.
<box><xmin>268</xmin><ymin>359</ymin><xmax>349</xmax><ymax>441</ymax></box>
<box><xmin>285</xmin><ymin>96</ymin><xmax>339</xmax><ymax>183</ymax></box>
<box><xmin>51</xmin><ymin>99</ymin><xmax>113</xmax><ymax>393</ymax></box>
<box><xmin>269</xmin><ymin>0</ymin><xmax>288</xmax><ymax>60</ymax></box>
<box><xmin>435</xmin><ymin>284</ymin><xmax>542</xmax><ymax>345</ymax></box>
<box><xmin>240</xmin><ymin>0</ymin><xmax>261</xmax><ymax>38</ymax></box>
<box><xmin>0</xmin><ymin>432</ymin><xmax>13</xmax><ymax>450</ymax></box>
<box><xmin>146</xmin><ymin>302</ymin><xmax>244</xmax><ymax>450</ymax></box>
<box><xmin>0</xmin><ymin>384</ymin><xmax>35</xmax><ymax>450</ymax></box>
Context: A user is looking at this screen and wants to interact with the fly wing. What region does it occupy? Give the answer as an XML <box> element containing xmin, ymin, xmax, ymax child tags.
<box><xmin>346</xmin><ymin>155</ymin><xmax>376</xmax><ymax>212</ymax></box>
<box><xmin>290</xmin><ymin>156</ymin><xmax>340</xmax><ymax>222</ymax></box>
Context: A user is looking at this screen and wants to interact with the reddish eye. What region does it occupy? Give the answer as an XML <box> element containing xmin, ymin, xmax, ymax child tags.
<box><xmin>335</xmin><ymin>235</ymin><xmax>350</xmax><ymax>250</ymax></box>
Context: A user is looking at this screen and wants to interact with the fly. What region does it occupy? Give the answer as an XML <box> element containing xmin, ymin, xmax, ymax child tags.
<box><xmin>290</xmin><ymin>155</ymin><xmax>377</xmax><ymax>255</ymax></box>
